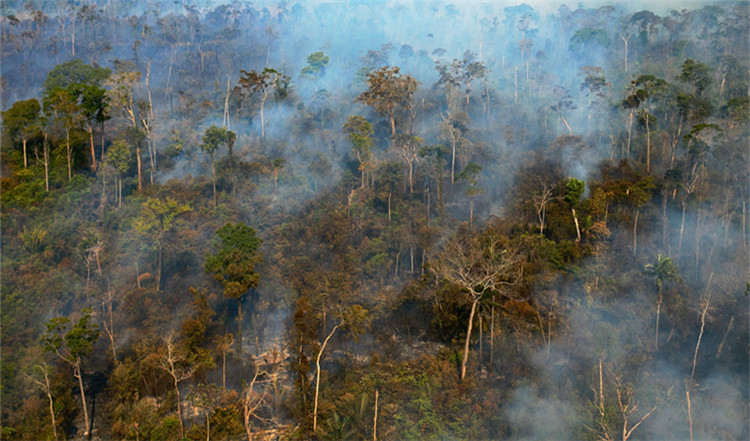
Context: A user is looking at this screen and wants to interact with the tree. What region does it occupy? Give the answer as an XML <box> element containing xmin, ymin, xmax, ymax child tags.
<box><xmin>200</xmin><ymin>124</ymin><xmax>236</xmax><ymax>207</ymax></box>
<box><xmin>679</xmin><ymin>58</ymin><xmax>714</xmax><ymax>97</ymax></box>
<box><xmin>2</xmin><ymin>98</ymin><xmax>41</xmax><ymax>168</ymax></box>
<box><xmin>430</xmin><ymin>232</ymin><xmax>522</xmax><ymax>380</ymax></box>
<box><xmin>393</xmin><ymin>133</ymin><xmax>422</xmax><ymax>194</ymax></box>
<box><xmin>24</xmin><ymin>363</ymin><xmax>58</xmax><ymax>441</ymax></box>
<box><xmin>627</xmin><ymin>176</ymin><xmax>655</xmax><ymax>257</ymax></box>
<box><xmin>43</xmin><ymin>59</ymin><xmax>111</xmax><ymax>171</ymax></box>
<box><xmin>205</xmin><ymin>223</ymin><xmax>263</xmax><ymax>351</ymax></box>
<box><xmin>45</xmin><ymin>88</ymin><xmax>83</xmax><ymax>181</ymax></box>
<box><xmin>644</xmin><ymin>255</ymin><xmax>681</xmax><ymax>351</ymax></box>
<box><xmin>106</xmin><ymin>68</ymin><xmax>143</xmax><ymax>189</ymax></box>
<box><xmin>238</xmin><ymin>68</ymin><xmax>285</xmax><ymax>139</ymax></box>
<box><xmin>550</xmin><ymin>86</ymin><xmax>575</xmax><ymax>135</ymax></box>
<box><xmin>532</xmin><ymin>178</ymin><xmax>557</xmax><ymax>236</ymax></box>
<box><xmin>356</xmin><ymin>66</ymin><xmax>418</xmax><ymax>136</ymax></box>
<box><xmin>456</xmin><ymin>163</ymin><xmax>484</xmax><ymax>228</ymax></box>
<box><xmin>104</xmin><ymin>139</ymin><xmax>130</xmax><ymax>208</ymax></box>
<box><xmin>132</xmin><ymin>197</ymin><xmax>191</xmax><ymax>292</ymax></box>
<box><xmin>564</xmin><ymin>178</ymin><xmax>585</xmax><ymax>243</ymax></box>
<box><xmin>43</xmin><ymin>308</ymin><xmax>100</xmax><ymax>438</ymax></box>
<box><xmin>301</xmin><ymin>51</ymin><xmax>330</xmax><ymax>89</ymax></box>
<box><xmin>434</xmin><ymin>50</ymin><xmax>489</xmax><ymax>108</ymax></box>
<box><xmin>343</xmin><ymin>115</ymin><xmax>374</xmax><ymax>189</ymax></box>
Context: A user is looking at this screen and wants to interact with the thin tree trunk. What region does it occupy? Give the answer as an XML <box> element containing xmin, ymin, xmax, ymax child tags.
<box><xmin>686</xmin><ymin>381</ymin><xmax>693</xmax><ymax>441</ymax></box>
<box><xmin>691</xmin><ymin>274</ymin><xmax>712</xmax><ymax>380</ymax></box>
<box><xmin>66</xmin><ymin>129</ymin><xmax>72</xmax><ymax>181</ymax></box>
<box><xmin>633</xmin><ymin>207</ymin><xmax>640</xmax><ymax>257</ymax></box>
<box><xmin>655</xmin><ymin>292</ymin><xmax>662</xmax><ymax>351</ymax></box>
<box><xmin>313</xmin><ymin>324</ymin><xmax>340</xmax><ymax>433</ymax></box>
<box><xmin>715</xmin><ymin>315</ymin><xmax>734</xmax><ymax>359</ymax></box>
<box><xmin>175</xmin><ymin>377</ymin><xmax>184</xmax><ymax>438</ymax></box>
<box><xmin>572</xmin><ymin>208</ymin><xmax>581</xmax><ymax>243</ymax></box>
<box><xmin>22</xmin><ymin>138</ymin><xmax>27</xmax><ymax>168</ymax></box>
<box><xmin>373</xmin><ymin>389</ymin><xmax>379</xmax><ymax>441</ymax></box>
<box><xmin>88</xmin><ymin>124</ymin><xmax>97</xmax><ymax>171</ymax></box>
<box><xmin>461</xmin><ymin>298</ymin><xmax>479</xmax><ymax>380</ymax></box>
<box><xmin>75</xmin><ymin>363</ymin><xmax>90</xmax><ymax>437</ymax></box>
<box><xmin>237</xmin><ymin>297</ymin><xmax>243</xmax><ymax>351</ymax></box>
<box><xmin>211</xmin><ymin>155</ymin><xmax>217</xmax><ymax>208</ymax></box>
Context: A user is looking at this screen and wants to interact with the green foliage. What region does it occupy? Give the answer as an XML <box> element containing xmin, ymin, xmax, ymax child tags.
<box><xmin>43</xmin><ymin>59</ymin><xmax>111</xmax><ymax>93</ymax></box>
<box><xmin>679</xmin><ymin>58</ymin><xmax>714</xmax><ymax>96</ymax></box>
<box><xmin>205</xmin><ymin>222</ymin><xmax>262</xmax><ymax>300</ymax></box>
<box><xmin>199</xmin><ymin>124</ymin><xmax>235</xmax><ymax>158</ymax></box>
<box><xmin>569</xmin><ymin>28</ymin><xmax>610</xmax><ymax>50</ymax></box>
<box><xmin>301</xmin><ymin>51</ymin><xmax>330</xmax><ymax>79</ymax></box>
<box><xmin>42</xmin><ymin>308</ymin><xmax>100</xmax><ymax>363</ymax></box>
<box><xmin>132</xmin><ymin>197</ymin><xmax>191</xmax><ymax>244</ymax></box>
<box><xmin>564</xmin><ymin>178</ymin><xmax>585</xmax><ymax>209</ymax></box>
<box><xmin>106</xmin><ymin>139</ymin><xmax>132</xmax><ymax>175</ymax></box>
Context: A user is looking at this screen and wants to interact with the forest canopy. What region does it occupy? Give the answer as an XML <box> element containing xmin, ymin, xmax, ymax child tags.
<box><xmin>0</xmin><ymin>1</ymin><xmax>748</xmax><ymax>440</ymax></box>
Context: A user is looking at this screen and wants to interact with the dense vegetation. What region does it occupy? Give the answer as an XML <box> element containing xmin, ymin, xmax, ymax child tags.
<box><xmin>1</xmin><ymin>1</ymin><xmax>748</xmax><ymax>440</ymax></box>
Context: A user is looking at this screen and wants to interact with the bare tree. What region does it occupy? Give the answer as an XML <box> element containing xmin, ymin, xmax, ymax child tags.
<box><xmin>430</xmin><ymin>233</ymin><xmax>522</xmax><ymax>380</ymax></box>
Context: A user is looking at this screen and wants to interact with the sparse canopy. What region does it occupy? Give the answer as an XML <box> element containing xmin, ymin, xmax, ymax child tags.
<box><xmin>356</xmin><ymin>66</ymin><xmax>418</xmax><ymax>136</ymax></box>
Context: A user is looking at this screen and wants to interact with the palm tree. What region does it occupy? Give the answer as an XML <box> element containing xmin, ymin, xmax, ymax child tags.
<box><xmin>644</xmin><ymin>255</ymin><xmax>681</xmax><ymax>351</ymax></box>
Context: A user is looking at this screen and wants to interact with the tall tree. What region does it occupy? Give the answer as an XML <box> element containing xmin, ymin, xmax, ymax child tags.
<box><xmin>2</xmin><ymin>98</ymin><xmax>41</xmax><ymax>168</ymax></box>
<box><xmin>199</xmin><ymin>124</ymin><xmax>235</xmax><ymax>207</ymax></box>
<box><xmin>343</xmin><ymin>115</ymin><xmax>374</xmax><ymax>189</ymax></box>
<box><xmin>238</xmin><ymin>67</ymin><xmax>285</xmax><ymax>140</ymax></box>
<box><xmin>205</xmin><ymin>222</ymin><xmax>263</xmax><ymax>351</ymax></box>
<box><xmin>564</xmin><ymin>178</ymin><xmax>585</xmax><ymax>243</ymax></box>
<box><xmin>132</xmin><ymin>197</ymin><xmax>191</xmax><ymax>292</ymax></box>
<box><xmin>43</xmin><ymin>309</ymin><xmax>100</xmax><ymax>438</ymax></box>
<box><xmin>356</xmin><ymin>66</ymin><xmax>418</xmax><ymax>136</ymax></box>
<box><xmin>644</xmin><ymin>255</ymin><xmax>681</xmax><ymax>351</ymax></box>
<box><xmin>430</xmin><ymin>232</ymin><xmax>521</xmax><ymax>380</ymax></box>
<box><xmin>44</xmin><ymin>88</ymin><xmax>83</xmax><ymax>181</ymax></box>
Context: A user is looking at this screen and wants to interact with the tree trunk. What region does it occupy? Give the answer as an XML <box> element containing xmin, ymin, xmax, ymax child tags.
<box><xmin>260</xmin><ymin>97</ymin><xmax>266</xmax><ymax>140</ymax></box>
<box><xmin>156</xmin><ymin>242</ymin><xmax>162</xmax><ymax>292</ymax></box>
<box><xmin>633</xmin><ymin>206</ymin><xmax>640</xmax><ymax>257</ymax></box>
<box><xmin>211</xmin><ymin>155</ymin><xmax>217</xmax><ymax>208</ymax></box>
<box><xmin>655</xmin><ymin>292</ymin><xmax>662</xmax><ymax>352</ymax></box>
<box><xmin>66</xmin><ymin>129</ymin><xmax>72</xmax><ymax>181</ymax></box>
<box><xmin>136</xmin><ymin>144</ymin><xmax>142</xmax><ymax>191</ymax></box>
<box><xmin>88</xmin><ymin>123</ymin><xmax>97</xmax><ymax>172</ymax></box>
<box><xmin>461</xmin><ymin>298</ymin><xmax>479</xmax><ymax>380</ymax></box>
<box><xmin>645</xmin><ymin>113</ymin><xmax>651</xmax><ymax>173</ymax></box>
<box><xmin>408</xmin><ymin>160</ymin><xmax>413</xmax><ymax>194</ymax></box>
<box><xmin>373</xmin><ymin>389</ymin><xmax>379</xmax><ymax>441</ymax></box>
<box><xmin>43</xmin><ymin>132</ymin><xmax>49</xmax><ymax>192</ymax></box>
<box><xmin>389</xmin><ymin>113</ymin><xmax>396</xmax><ymax>137</ymax></box>
<box><xmin>313</xmin><ymin>324</ymin><xmax>340</xmax><ymax>433</ymax></box>
<box><xmin>560</xmin><ymin>113</ymin><xmax>573</xmax><ymax>135</ymax></box>
<box><xmin>572</xmin><ymin>208</ymin><xmax>581</xmax><ymax>243</ymax></box>
<box><xmin>626</xmin><ymin>109</ymin><xmax>633</xmax><ymax>160</ymax></box>
<box><xmin>237</xmin><ymin>296</ymin><xmax>243</xmax><ymax>351</ymax></box>
<box><xmin>22</xmin><ymin>137</ymin><xmax>27</xmax><ymax>168</ymax></box>
<box><xmin>74</xmin><ymin>363</ymin><xmax>90</xmax><ymax>437</ymax></box>
<box><xmin>175</xmin><ymin>377</ymin><xmax>184</xmax><ymax>438</ymax></box>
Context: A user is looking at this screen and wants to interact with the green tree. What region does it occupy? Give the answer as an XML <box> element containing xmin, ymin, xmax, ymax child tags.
<box><xmin>343</xmin><ymin>115</ymin><xmax>374</xmax><ymax>189</ymax></box>
<box><xmin>2</xmin><ymin>98</ymin><xmax>41</xmax><ymax>168</ymax></box>
<box><xmin>104</xmin><ymin>139</ymin><xmax>131</xmax><ymax>208</ymax></box>
<box><xmin>301</xmin><ymin>51</ymin><xmax>330</xmax><ymax>89</ymax></box>
<box><xmin>132</xmin><ymin>197</ymin><xmax>191</xmax><ymax>292</ymax></box>
<box><xmin>678</xmin><ymin>58</ymin><xmax>714</xmax><ymax>96</ymax></box>
<box><xmin>205</xmin><ymin>222</ymin><xmax>263</xmax><ymax>351</ymax></box>
<box><xmin>42</xmin><ymin>308</ymin><xmax>100</xmax><ymax>438</ymax></box>
<box><xmin>199</xmin><ymin>124</ymin><xmax>236</xmax><ymax>207</ymax></box>
<box><xmin>456</xmin><ymin>163</ymin><xmax>484</xmax><ymax>228</ymax></box>
<box><xmin>644</xmin><ymin>255</ymin><xmax>681</xmax><ymax>351</ymax></box>
<box><xmin>44</xmin><ymin>88</ymin><xmax>84</xmax><ymax>181</ymax></box>
<box><xmin>356</xmin><ymin>66</ymin><xmax>418</xmax><ymax>136</ymax></box>
<box><xmin>564</xmin><ymin>178</ymin><xmax>585</xmax><ymax>243</ymax></box>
